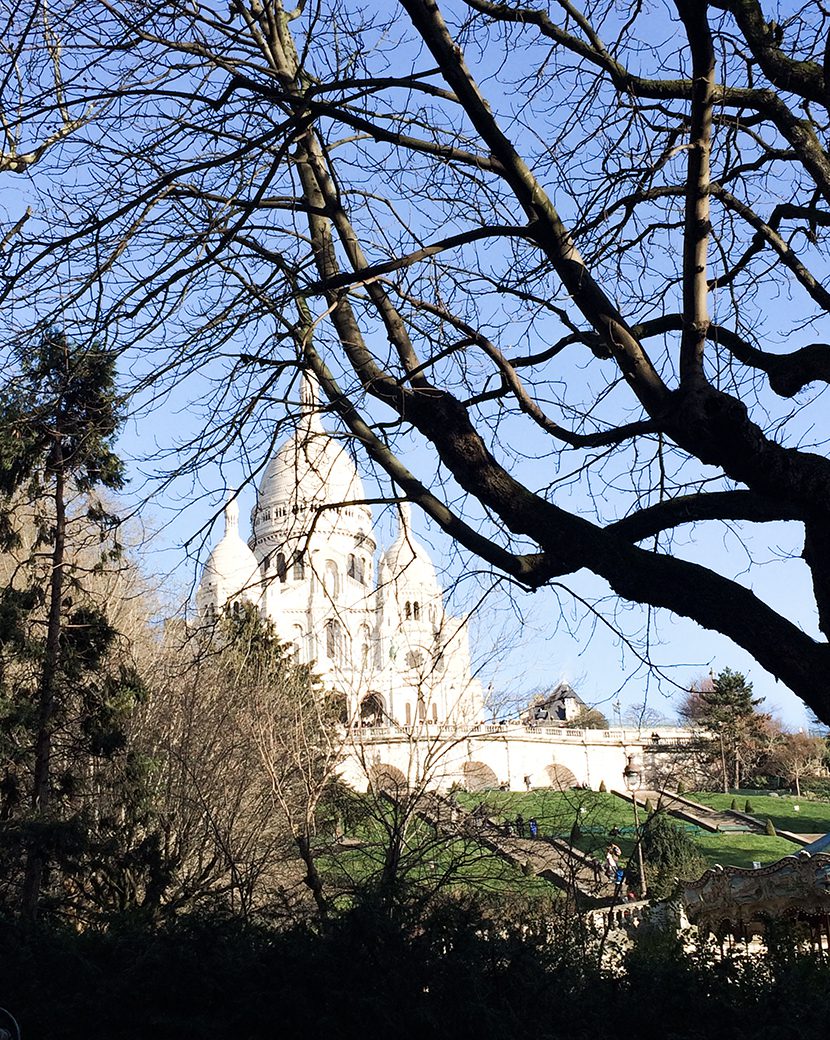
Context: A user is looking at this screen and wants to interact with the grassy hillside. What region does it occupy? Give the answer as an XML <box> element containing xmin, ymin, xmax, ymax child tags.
<box><xmin>688</xmin><ymin>791</ymin><xmax>830</xmax><ymax>835</ymax></box>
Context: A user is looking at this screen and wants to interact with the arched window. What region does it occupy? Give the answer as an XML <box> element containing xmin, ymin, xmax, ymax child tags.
<box><xmin>293</xmin><ymin>554</ymin><xmax>305</xmax><ymax>580</ymax></box>
<box><xmin>405</xmin><ymin>601</ymin><xmax>412</xmax><ymax>620</ymax></box>
<box><xmin>324</xmin><ymin>560</ymin><xmax>339</xmax><ymax>598</ymax></box>
<box><xmin>360</xmin><ymin>692</ymin><xmax>385</xmax><ymax>727</ymax></box>
<box><xmin>413</xmin><ymin>601</ymin><xmax>420</xmax><ymax>620</ymax></box>
<box><xmin>432</xmin><ymin>702</ymin><xmax>438</xmax><ymax>723</ymax></box>
<box><xmin>347</xmin><ymin>554</ymin><xmax>356</xmax><ymax>579</ymax></box>
<box><xmin>276</xmin><ymin>552</ymin><xmax>287</xmax><ymax>583</ymax></box>
<box><xmin>405</xmin><ymin>702</ymin><xmax>412</xmax><ymax>725</ymax></box>
<box><xmin>325</xmin><ymin>619</ymin><xmax>342</xmax><ymax>661</ymax></box>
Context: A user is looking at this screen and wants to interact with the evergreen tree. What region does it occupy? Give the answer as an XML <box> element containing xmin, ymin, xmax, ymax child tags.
<box><xmin>0</xmin><ymin>328</ymin><xmax>130</xmax><ymax>919</ymax></box>
<box><xmin>698</xmin><ymin>668</ymin><xmax>766</xmax><ymax>793</ymax></box>
<box><xmin>634</xmin><ymin>814</ymin><xmax>706</xmax><ymax>899</ymax></box>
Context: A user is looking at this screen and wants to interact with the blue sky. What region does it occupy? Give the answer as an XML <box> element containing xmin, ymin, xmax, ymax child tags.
<box><xmin>116</xmin><ymin>388</ymin><xmax>820</xmax><ymax>733</ymax></box>
<box><xmin>2</xmin><ymin>0</ymin><xmax>826</xmax><ymax>733</ymax></box>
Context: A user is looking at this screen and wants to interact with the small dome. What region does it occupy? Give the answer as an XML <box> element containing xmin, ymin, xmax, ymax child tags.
<box><xmin>197</xmin><ymin>498</ymin><xmax>261</xmax><ymax>612</ymax></box>
<box><xmin>381</xmin><ymin>502</ymin><xmax>439</xmax><ymax>592</ymax></box>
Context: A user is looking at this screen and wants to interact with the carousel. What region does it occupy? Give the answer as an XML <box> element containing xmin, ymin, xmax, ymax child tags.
<box><xmin>681</xmin><ymin>838</ymin><xmax>830</xmax><ymax>950</ymax></box>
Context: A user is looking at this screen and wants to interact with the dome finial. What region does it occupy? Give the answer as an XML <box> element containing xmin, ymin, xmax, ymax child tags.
<box><xmin>397</xmin><ymin>500</ymin><xmax>412</xmax><ymax>538</ymax></box>
<box><xmin>300</xmin><ymin>368</ymin><xmax>319</xmax><ymax>408</ymax></box>
<box><xmin>224</xmin><ymin>493</ymin><xmax>240</xmax><ymax>534</ymax></box>
<box><xmin>298</xmin><ymin>368</ymin><xmax>324</xmax><ymax>433</ymax></box>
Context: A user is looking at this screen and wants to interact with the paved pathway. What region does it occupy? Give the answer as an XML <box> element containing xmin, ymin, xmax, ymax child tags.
<box><xmin>611</xmin><ymin>788</ymin><xmax>766</xmax><ymax>832</ymax></box>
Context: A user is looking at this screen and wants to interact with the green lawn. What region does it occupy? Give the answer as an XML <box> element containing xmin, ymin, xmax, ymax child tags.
<box><xmin>316</xmin><ymin>789</ymin><xmax>813</xmax><ymax>902</ymax></box>
<box><xmin>457</xmin><ymin>789</ymin><xmax>804</xmax><ymax>874</ymax></box>
<box><xmin>316</xmin><ymin>803</ymin><xmax>557</xmax><ymax>902</ymax></box>
<box><xmin>688</xmin><ymin>791</ymin><xmax>830</xmax><ymax>835</ymax></box>
<box><xmin>455</xmin><ymin>789</ymin><xmax>645</xmax><ymax>861</ymax></box>
<box><xmin>456</xmin><ymin>789</ymin><xmax>637</xmax><ymax>837</ymax></box>
<box><xmin>692</xmin><ymin>830</ymin><xmax>801</xmax><ymax>869</ymax></box>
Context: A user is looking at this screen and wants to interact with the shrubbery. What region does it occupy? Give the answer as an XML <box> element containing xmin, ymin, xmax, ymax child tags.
<box><xmin>3</xmin><ymin>906</ymin><xmax>830</xmax><ymax>1040</ymax></box>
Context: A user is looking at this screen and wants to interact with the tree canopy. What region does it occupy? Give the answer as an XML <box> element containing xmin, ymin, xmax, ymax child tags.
<box><xmin>3</xmin><ymin>1</ymin><xmax>830</xmax><ymax>719</ymax></box>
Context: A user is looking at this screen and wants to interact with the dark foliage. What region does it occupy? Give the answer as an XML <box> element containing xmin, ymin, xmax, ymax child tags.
<box><xmin>1</xmin><ymin>905</ymin><xmax>829</xmax><ymax>1040</ymax></box>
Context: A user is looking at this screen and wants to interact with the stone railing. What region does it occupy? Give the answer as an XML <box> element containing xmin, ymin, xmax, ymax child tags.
<box><xmin>350</xmin><ymin>722</ymin><xmax>696</xmax><ymax>744</ymax></box>
<box><xmin>587</xmin><ymin>898</ymin><xmax>651</xmax><ymax>931</ymax></box>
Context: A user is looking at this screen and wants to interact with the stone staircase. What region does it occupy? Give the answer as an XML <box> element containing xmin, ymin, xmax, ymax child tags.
<box><xmin>414</xmin><ymin>792</ymin><xmax>617</xmax><ymax>906</ymax></box>
<box><xmin>614</xmin><ymin>788</ymin><xmax>766</xmax><ymax>834</ymax></box>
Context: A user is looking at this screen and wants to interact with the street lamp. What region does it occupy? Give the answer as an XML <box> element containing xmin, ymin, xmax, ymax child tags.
<box><xmin>623</xmin><ymin>753</ymin><xmax>647</xmax><ymax>899</ymax></box>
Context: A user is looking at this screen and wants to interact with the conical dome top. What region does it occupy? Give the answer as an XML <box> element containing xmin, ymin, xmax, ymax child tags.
<box><xmin>299</xmin><ymin>369</ymin><xmax>324</xmax><ymax>432</ymax></box>
<box><xmin>382</xmin><ymin>501</ymin><xmax>438</xmax><ymax>591</ymax></box>
<box><xmin>196</xmin><ymin>496</ymin><xmax>261</xmax><ymax>612</ymax></box>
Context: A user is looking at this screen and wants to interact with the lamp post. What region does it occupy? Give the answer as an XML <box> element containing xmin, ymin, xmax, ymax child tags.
<box><xmin>623</xmin><ymin>753</ymin><xmax>647</xmax><ymax>899</ymax></box>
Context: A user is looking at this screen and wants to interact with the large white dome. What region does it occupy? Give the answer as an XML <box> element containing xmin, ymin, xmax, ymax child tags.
<box><xmin>257</xmin><ymin>427</ymin><xmax>369</xmax><ymax>515</ymax></box>
<box><xmin>196</xmin><ymin>498</ymin><xmax>261</xmax><ymax>612</ymax></box>
<box><xmin>252</xmin><ymin>380</ymin><xmax>373</xmax><ymax>547</ymax></box>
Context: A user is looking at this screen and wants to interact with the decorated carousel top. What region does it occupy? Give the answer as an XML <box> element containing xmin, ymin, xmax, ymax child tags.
<box><xmin>681</xmin><ymin>851</ymin><xmax>830</xmax><ymax>932</ymax></box>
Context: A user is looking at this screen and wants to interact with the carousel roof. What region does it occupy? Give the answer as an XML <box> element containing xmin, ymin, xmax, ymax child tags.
<box><xmin>681</xmin><ymin>851</ymin><xmax>830</xmax><ymax>931</ymax></box>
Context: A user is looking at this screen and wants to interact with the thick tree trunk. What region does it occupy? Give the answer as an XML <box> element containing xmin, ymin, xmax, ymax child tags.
<box><xmin>21</xmin><ymin>453</ymin><xmax>65</xmax><ymax>920</ymax></box>
<box><xmin>295</xmin><ymin>830</ymin><xmax>327</xmax><ymax>920</ymax></box>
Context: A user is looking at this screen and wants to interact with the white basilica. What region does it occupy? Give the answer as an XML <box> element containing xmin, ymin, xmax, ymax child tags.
<box><xmin>196</xmin><ymin>379</ymin><xmax>485</xmax><ymax>730</ymax></box>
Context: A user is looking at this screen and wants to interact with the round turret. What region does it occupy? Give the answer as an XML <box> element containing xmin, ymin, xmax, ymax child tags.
<box><xmin>380</xmin><ymin>502</ymin><xmax>439</xmax><ymax>593</ymax></box>
<box><xmin>196</xmin><ymin>497</ymin><xmax>262</xmax><ymax>614</ymax></box>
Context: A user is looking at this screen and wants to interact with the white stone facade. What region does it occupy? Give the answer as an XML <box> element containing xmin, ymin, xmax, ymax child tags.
<box><xmin>340</xmin><ymin>724</ymin><xmax>698</xmax><ymax>794</ymax></box>
<box><xmin>196</xmin><ymin>379</ymin><xmax>484</xmax><ymax>730</ymax></box>
<box><xmin>196</xmin><ymin>378</ymin><xmax>698</xmax><ymax>793</ymax></box>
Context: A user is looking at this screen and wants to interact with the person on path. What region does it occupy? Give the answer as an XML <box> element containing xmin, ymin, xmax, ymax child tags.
<box><xmin>515</xmin><ymin>813</ymin><xmax>525</xmax><ymax>837</ymax></box>
<box><xmin>529</xmin><ymin>818</ymin><xmax>538</xmax><ymax>839</ymax></box>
